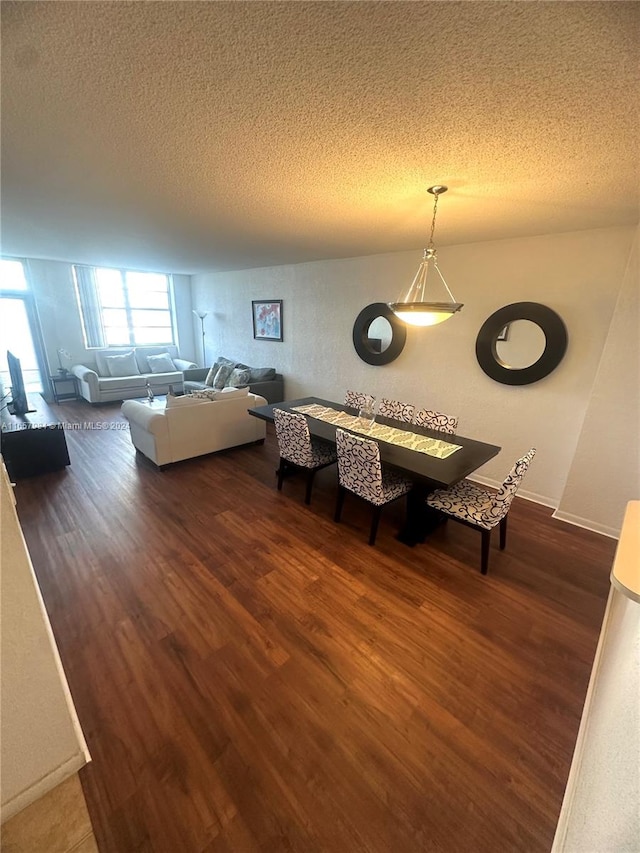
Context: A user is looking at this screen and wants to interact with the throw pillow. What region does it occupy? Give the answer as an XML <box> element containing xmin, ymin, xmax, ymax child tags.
<box><xmin>165</xmin><ymin>393</ymin><xmax>210</xmax><ymax>408</ymax></box>
<box><xmin>212</xmin><ymin>363</ymin><xmax>234</xmax><ymax>389</ymax></box>
<box><xmin>226</xmin><ymin>367</ymin><xmax>251</xmax><ymax>388</ymax></box>
<box><xmin>216</xmin><ymin>386</ymin><xmax>250</xmax><ymax>400</ymax></box>
<box><xmin>249</xmin><ymin>367</ymin><xmax>276</xmax><ymax>382</ymax></box>
<box><xmin>147</xmin><ymin>352</ymin><xmax>176</xmax><ymax>373</ymax></box>
<box><xmin>105</xmin><ymin>351</ymin><xmax>139</xmax><ymax>377</ymax></box>
<box><xmin>204</xmin><ymin>360</ymin><xmax>221</xmax><ymax>386</ymax></box>
<box><xmin>189</xmin><ymin>389</ymin><xmax>219</xmax><ymax>401</ymax></box>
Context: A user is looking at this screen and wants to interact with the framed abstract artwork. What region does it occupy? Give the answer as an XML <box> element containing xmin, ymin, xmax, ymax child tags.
<box><xmin>252</xmin><ymin>300</ymin><xmax>283</xmax><ymax>341</ymax></box>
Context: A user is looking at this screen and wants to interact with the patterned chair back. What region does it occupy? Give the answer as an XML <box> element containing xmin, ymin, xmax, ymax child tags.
<box><xmin>378</xmin><ymin>398</ymin><xmax>415</xmax><ymax>423</ymax></box>
<box><xmin>273</xmin><ymin>408</ymin><xmax>315</xmax><ymax>467</ymax></box>
<box><xmin>344</xmin><ymin>390</ymin><xmax>375</xmax><ymax>410</ymax></box>
<box><xmin>335</xmin><ymin>428</ymin><xmax>384</xmax><ymax>504</ymax></box>
<box><xmin>413</xmin><ymin>408</ymin><xmax>459</xmax><ymax>434</ymax></box>
<box><xmin>484</xmin><ymin>448</ymin><xmax>536</xmax><ymax>524</ymax></box>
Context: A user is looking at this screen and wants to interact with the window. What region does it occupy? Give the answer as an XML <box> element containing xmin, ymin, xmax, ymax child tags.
<box><xmin>0</xmin><ymin>258</ymin><xmax>46</xmax><ymax>394</ymax></box>
<box><xmin>0</xmin><ymin>297</ymin><xmax>42</xmax><ymax>393</ymax></box>
<box><xmin>74</xmin><ymin>265</ymin><xmax>175</xmax><ymax>348</ymax></box>
<box><xmin>0</xmin><ymin>258</ymin><xmax>29</xmax><ymax>291</ymax></box>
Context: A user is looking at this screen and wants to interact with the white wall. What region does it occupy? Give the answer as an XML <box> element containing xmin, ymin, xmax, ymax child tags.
<box><xmin>24</xmin><ymin>260</ymin><xmax>196</xmax><ymax>377</ymax></box>
<box><xmin>552</xmin><ymin>503</ymin><xmax>640</xmax><ymax>851</ymax></box>
<box><xmin>0</xmin><ymin>461</ymin><xmax>90</xmax><ymax>821</ymax></box>
<box><xmin>172</xmin><ymin>274</ymin><xmax>197</xmax><ymax>364</ymax></box>
<box><xmin>192</xmin><ymin>225</ymin><xmax>636</xmax><ymax>533</ymax></box>
<box><xmin>556</xmin><ymin>228</ymin><xmax>639</xmax><ymax>536</ymax></box>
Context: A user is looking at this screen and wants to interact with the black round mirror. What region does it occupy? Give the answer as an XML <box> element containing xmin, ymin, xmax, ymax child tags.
<box><xmin>476</xmin><ymin>302</ymin><xmax>568</xmax><ymax>385</ymax></box>
<box><xmin>353</xmin><ymin>303</ymin><xmax>407</xmax><ymax>365</ymax></box>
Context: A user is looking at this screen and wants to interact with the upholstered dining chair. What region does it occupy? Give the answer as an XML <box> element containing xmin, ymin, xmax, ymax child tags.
<box><xmin>334</xmin><ymin>427</ymin><xmax>413</xmax><ymax>545</ymax></box>
<box><xmin>273</xmin><ymin>408</ymin><xmax>337</xmax><ymax>505</ymax></box>
<box><xmin>425</xmin><ymin>448</ymin><xmax>536</xmax><ymax>574</ymax></box>
<box><xmin>378</xmin><ymin>398</ymin><xmax>415</xmax><ymax>423</ymax></box>
<box><xmin>413</xmin><ymin>408</ymin><xmax>459</xmax><ymax>434</ymax></box>
<box><xmin>344</xmin><ymin>390</ymin><xmax>375</xmax><ymax>410</ymax></box>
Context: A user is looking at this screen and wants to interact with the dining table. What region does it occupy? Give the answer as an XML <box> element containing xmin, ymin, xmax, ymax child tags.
<box><xmin>248</xmin><ymin>396</ymin><xmax>502</xmax><ymax>544</ymax></box>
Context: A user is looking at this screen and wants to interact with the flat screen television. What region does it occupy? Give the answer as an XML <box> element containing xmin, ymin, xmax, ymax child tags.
<box><xmin>6</xmin><ymin>350</ymin><xmax>35</xmax><ymax>415</ymax></box>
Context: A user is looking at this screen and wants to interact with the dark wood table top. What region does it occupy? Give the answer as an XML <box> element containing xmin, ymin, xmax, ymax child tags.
<box><xmin>1</xmin><ymin>393</ymin><xmax>59</xmax><ymax>431</ymax></box>
<box><xmin>249</xmin><ymin>396</ymin><xmax>501</xmax><ymax>489</ymax></box>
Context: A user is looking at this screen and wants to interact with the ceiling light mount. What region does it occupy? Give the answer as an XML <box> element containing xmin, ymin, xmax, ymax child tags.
<box><xmin>389</xmin><ymin>184</ymin><xmax>463</xmax><ymax>327</ymax></box>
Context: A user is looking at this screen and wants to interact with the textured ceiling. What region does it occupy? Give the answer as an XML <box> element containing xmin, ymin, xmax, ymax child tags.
<box><xmin>1</xmin><ymin>1</ymin><xmax>639</xmax><ymax>274</ymax></box>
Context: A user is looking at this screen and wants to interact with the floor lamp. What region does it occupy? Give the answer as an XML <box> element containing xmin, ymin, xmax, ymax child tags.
<box><xmin>193</xmin><ymin>310</ymin><xmax>208</xmax><ymax>365</ymax></box>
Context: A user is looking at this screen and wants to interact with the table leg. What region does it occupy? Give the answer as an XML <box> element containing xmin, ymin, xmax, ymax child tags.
<box><xmin>397</xmin><ymin>485</ymin><xmax>444</xmax><ymax>546</ymax></box>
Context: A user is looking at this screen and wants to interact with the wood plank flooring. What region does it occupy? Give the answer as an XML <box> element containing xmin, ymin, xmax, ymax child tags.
<box><xmin>13</xmin><ymin>400</ymin><xmax>616</xmax><ymax>852</ymax></box>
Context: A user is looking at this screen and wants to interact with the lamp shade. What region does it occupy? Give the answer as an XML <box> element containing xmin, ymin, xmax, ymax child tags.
<box><xmin>389</xmin><ymin>302</ymin><xmax>463</xmax><ymax>326</ymax></box>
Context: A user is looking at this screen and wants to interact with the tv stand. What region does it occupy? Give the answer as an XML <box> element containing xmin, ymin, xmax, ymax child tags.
<box><xmin>1</xmin><ymin>397</ymin><xmax>70</xmax><ymax>479</ymax></box>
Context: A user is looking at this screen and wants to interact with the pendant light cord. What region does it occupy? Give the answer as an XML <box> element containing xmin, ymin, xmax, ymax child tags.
<box><xmin>428</xmin><ymin>192</ymin><xmax>440</xmax><ymax>250</ymax></box>
<box><xmin>427</xmin><ymin>188</ymin><xmax>457</xmax><ymax>303</ymax></box>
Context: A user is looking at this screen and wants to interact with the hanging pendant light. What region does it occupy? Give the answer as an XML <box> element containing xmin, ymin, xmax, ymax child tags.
<box><xmin>389</xmin><ymin>185</ymin><xmax>463</xmax><ymax>327</ymax></box>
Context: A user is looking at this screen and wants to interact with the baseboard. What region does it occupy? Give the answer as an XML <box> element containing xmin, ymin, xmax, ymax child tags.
<box><xmin>551</xmin><ymin>510</ymin><xmax>619</xmax><ymax>540</ymax></box>
<box><xmin>1</xmin><ymin>751</ymin><xmax>88</xmax><ymax>824</ymax></box>
<box><xmin>468</xmin><ymin>474</ymin><xmax>556</xmax><ymax>510</ymax></box>
<box><xmin>469</xmin><ymin>474</ymin><xmax>619</xmax><ymax>539</ymax></box>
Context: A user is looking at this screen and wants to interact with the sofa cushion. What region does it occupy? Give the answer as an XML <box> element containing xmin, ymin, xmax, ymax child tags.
<box><xmin>105</xmin><ymin>352</ymin><xmax>140</xmax><ymax>377</ymax></box>
<box><xmin>98</xmin><ymin>375</ymin><xmax>147</xmax><ymax>391</ymax></box>
<box><xmin>145</xmin><ymin>371</ymin><xmax>183</xmax><ymax>386</ymax></box>
<box><xmin>212</xmin><ymin>363</ymin><xmax>234</xmax><ymax>389</ymax></box>
<box><xmin>249</xmin><ymin>367</ymin><xmax>276</xmax><ymax>382</ymax></box>
<box><xmin>147</xmin><ymin>352</ymin><xmax>176</xmax><ymax>373</ymax></box>
<box><xmin>227</xmin><ymin>367</ymin><xmax>251</xmax><ymax>388</ymax></box>
<box><xmin>93</xmin><ymin>346</ymin><xmax>181</xmax><ymax>377</ymax></box>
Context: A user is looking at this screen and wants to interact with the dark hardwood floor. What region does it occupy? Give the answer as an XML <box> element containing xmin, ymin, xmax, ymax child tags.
<box><xmin>14</xmin><ymin>399</ymin><xmax>616</xmax><ymax>852</ymax></box>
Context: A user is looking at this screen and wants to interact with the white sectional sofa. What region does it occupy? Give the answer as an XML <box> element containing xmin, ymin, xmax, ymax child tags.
<box><xmin>71</xmin><ymin>345</ymin><xmax>197</xmax><ymax>403</ymax></box>
<box><xmin>121</xmin><ymin>388</ymin><xmax>267</xmax><ymax>467</ymax></box>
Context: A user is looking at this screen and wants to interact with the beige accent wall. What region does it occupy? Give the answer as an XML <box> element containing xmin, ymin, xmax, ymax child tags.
<box><xmin>0</xmin><ymin>461</ymin><xmax>90</xmax><ymax>822</ymax></box>
<box><xmin>192</xmin><ymin>225</ymin><xmax>636</xmax><ymax>534</ymax></box>
<box><xmin>555</xmin><ymin>227</ymin><xmax>639</xmax><ymax>535</ymax></box>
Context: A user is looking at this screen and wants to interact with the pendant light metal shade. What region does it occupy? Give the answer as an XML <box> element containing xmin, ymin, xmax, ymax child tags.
<box><xmin>389</xmin><ymin>185</ymin><xmax>463</xmax><ymax>327</ymax></box>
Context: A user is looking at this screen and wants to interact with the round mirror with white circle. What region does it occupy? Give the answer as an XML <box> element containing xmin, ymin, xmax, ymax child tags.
<box><xmin>476</xmin><ymin>302</ymin><xmax>568</xmax><ymax>385</ymax></box>
<box><xmin>352</xmin><ymin>303</ymin><xmax>407</xmax><ymax>365</ymax></box>
<box><xmin>366</xmin><ymin>315</ymin><xmax>393</xmax><ymax>354</ymax></box>
<box><xmin>495</xmin><ymin>319</ymin><xmax>547</xmax><ymax>369</ymax></box>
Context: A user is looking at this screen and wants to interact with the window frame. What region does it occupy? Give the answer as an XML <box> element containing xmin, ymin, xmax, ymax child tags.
<box><xmin>74</xmin><ymin>265</ymin><xmax>177</xmax><ymax>349</ymax></box>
